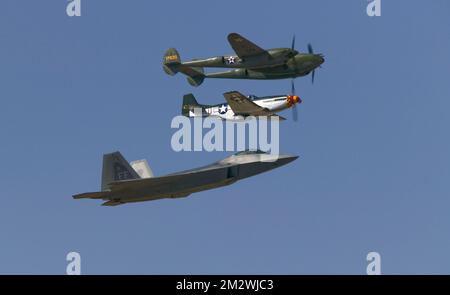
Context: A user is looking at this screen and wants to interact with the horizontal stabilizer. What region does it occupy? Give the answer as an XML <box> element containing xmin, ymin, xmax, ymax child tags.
<box><xmin>102</xmin><ymin>200</ymin><xmax>123</xmax><ymax>206</ymax></box>
<box><xmin>73</xmin><ymin>191</ymin><xmax>110</xmax><ymax>200</ymax></box>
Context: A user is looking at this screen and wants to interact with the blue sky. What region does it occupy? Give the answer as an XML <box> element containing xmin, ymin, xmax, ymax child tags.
<box><xmin>0</xmin><ymin>0</ymin><xmax>449</xmax><ymax>274</ymax></box>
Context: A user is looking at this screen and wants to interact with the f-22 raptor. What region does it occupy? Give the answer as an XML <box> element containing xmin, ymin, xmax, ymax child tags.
<box><xmin>163</xmin><ymin>32</ymin><xmax>325</xmax><ymax>86</ymax></box>
<box><xmin>73</xmin><ymin>150</ymin><xmax>298</xmax><ymax>206</ymax></box>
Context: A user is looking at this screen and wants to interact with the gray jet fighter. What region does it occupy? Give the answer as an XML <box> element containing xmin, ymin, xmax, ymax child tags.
<box><xmin>73</xmin><ymin>150</ymin><xmax>298</xmax><ymax>206</ymax></box>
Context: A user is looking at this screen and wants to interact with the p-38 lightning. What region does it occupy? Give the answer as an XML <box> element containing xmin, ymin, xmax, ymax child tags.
<box><xmin>182</xmin><ymin>88</ymin><xmax>301</xmax><ymax>121</ymax></box>
<box><xmin>73</xmin><ymin>150</ymin><xmax>298</xmax><ymax>206</ymax></box>
<box><xmin>163</xmin><ymin>32</ymin><xmax>324</xmax><ymax>86</ymax></box>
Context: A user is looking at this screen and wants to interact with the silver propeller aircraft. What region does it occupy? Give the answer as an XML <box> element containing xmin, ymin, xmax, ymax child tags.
<box><xmin>182</xmin><ymin>90</ymin><xmax>301</xmax><ymax>121</ymax></box>
<box><xmin>73</xmin><ymin>150</ymin><xmax>298</xmax><ymax>206</ymax></box>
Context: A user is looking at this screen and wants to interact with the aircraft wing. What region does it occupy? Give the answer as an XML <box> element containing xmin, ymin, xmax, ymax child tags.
<box><xmin>223</xmin><ymin>91</ymin><xmax>284</xmax><ymax>120</ymax></box>
<box><xmin>73</xmin><ymin>163</ymin><xmax>236</xmax><ymax>205</ymax></box>
<box><xmin>227</xmin><ymin>33</ymin><xmax>271</xmax><ymax>60</ymax></box>
<box><xmin>107</xmin><ymin>163</ymin><xmax>235</xmax><ymax>193</ymax></box>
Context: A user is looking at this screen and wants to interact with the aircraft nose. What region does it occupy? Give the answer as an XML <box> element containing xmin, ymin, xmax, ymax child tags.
<box><xmin>287</xmin><ymin>95</ymin><xmax>302</xmax><ymax>106</ymax></box>
<box><xmin>317</xmin><ymin>54</ymin><xmax>325</xmax><ymax>65</ymax></box>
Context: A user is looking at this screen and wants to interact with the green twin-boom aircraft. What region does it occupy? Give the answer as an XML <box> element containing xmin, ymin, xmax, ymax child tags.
<box><xmin>163</xmin><ymin>32</ymin><xmax>324</xmax><ymax>86</ymax></box>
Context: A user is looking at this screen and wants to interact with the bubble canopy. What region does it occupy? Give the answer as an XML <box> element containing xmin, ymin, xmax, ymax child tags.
<box><xmin>234</xmin><ymin>150</ymin><xmax>268</xmax><ymax>156</ymax></box>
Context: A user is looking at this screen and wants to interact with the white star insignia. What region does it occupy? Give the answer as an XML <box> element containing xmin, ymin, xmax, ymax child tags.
<box><xmin>219</xmin><ymin>105</ymin><xmax>228</xmax><ymax>114</ymax></box>
<box><xmin>226</xmin><ymin>56</ymin><xmax>236</xmax><ymax>64</ymax></box>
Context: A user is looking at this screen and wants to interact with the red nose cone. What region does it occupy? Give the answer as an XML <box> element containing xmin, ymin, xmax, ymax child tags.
<box><xmin>287</xmin><ymin>95</ymin><xmax>302</xmax><ymax>105</ymax></box>
<box><xmin>287</xmin><ymin>95</ymin><xmax>301</xmax><ymax>106</ymax></box>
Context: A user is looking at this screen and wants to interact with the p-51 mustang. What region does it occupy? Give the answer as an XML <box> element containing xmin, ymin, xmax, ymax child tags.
<box><xmin>163</xmin><ymin>32</ymin><xmax>324</xmax><ymax>86</ymax></box>
<box><xmin>73</xmin><ymin>150</ymin><xmax>298</xmax><ymax>206</ymax></box>
<box><xmin>182</xmin><ymin>90</ymin><xmax>301</xmax><ymax>121</ymax></box>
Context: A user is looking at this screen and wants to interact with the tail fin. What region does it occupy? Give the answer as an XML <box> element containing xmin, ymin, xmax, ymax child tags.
<box><xmin>101</xmin><ymin>152</ymin><xmax>140</xmax><ymax>191</ymax></box>
<box><xmin>130</xmin><ymin>159</ymin><xmax>154</xmax><ymax>178</ymax></box>
<box><xmin>182</xmin><ymin>94</ymin><xmax>212</xmax><ymax>117</ymax></box>
<box><xmin>183</xmin><ymin>66</ymin><xmax>205</xmax><ymax>87</ymax></box>
<box><xmin>163</xmin><ymin>48</ymin><xmax>205</xmax><ymax>86</ymax></box>
<box><xmin>182</xmin><ymin>94</ymin><xmax>200</xmax><ymax>117</ymax></box>
<box><xmin>163</xmin><ymin>48</ymin><xmax>181</xmax><ymax>76</ymax></box>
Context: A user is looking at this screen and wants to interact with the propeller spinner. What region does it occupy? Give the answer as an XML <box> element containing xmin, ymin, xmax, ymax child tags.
<box><xmin>288</xmin><ymin>79</ymin><xmax>301</xmax><ymax>122</ymax></box>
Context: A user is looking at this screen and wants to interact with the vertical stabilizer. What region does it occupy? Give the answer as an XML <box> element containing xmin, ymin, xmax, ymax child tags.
<box><xmin>101</xmin><ymin>152</ymin><xmax>140</xmax><ymax>191</ymax></box>
<box><xmin>130</xmin><ymin>159</ymin><xmax>154</xmax><ymax>178</ymax></box>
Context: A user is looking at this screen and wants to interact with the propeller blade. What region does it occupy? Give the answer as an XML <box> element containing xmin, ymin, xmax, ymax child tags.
<box><xmin>292</xmin><ymin>104</ymin><xmax>298</xmax><ymax>122</ymax></box>
<box><xmin>291</xmin><ymin>35</ymin><xmax>296</xmax><ymax>50</ymax></box>
<box><xmin>307</xmin><ymin>43</ymin><xmax>313</xmax><ymax>54</ymax></box>
<box><xmin>290</xmin><ymin>79</ymin><xmax>298</xmax><ymax>122</ymax></box>
<box><xmin>312</xmin><ymin>70</ymin><xmax>315</xmax><ymax>84</ymax></box>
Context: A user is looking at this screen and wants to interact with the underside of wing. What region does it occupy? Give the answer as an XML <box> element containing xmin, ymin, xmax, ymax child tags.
<box><xmin>270</xmin><ymin>114</ymin><xmax>286</xmax><ymax>121</ymax></box>
<box><xmin>223</xmin><ymin>91</ymin><xmax>275</xmax><ymax>117</ymax></box>
<box><xmin>107</xmin><ymin>164</ymin><xmax>231</xmax><ymax>194</ymax></box>
<box><xmin>227</xmin><ymin>33</ymin><xmax>271</xmax><ymax>61</ymax></box>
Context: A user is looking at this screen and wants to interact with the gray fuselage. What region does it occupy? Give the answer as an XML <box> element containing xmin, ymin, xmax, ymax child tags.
<box><xmin>109</xmin><ymin>153</ymin><xmax>297</xmax><ymax>204</ymax></box>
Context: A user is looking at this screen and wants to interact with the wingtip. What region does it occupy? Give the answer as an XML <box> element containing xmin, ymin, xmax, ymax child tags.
<box><xmin>227</xmin><ymin>32</ymin><xmax>241</xmax><ymax>40</ymax></box>
<box><xmin>223</xmin><ymin>90</ymin><xmax>240</xmax><ymax>95</ymax></box>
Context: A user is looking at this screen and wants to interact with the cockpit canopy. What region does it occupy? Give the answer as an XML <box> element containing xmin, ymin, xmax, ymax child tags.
<box><xmin>234</xmin><ymin>150</ymin><xmax>268</xmax><ymax>156</ymax></box>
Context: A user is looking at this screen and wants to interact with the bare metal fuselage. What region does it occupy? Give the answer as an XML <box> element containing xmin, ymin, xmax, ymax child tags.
<box><xmin>188</xmin><ymin>95</ymin><xmax>293</xmax><ymax>121</ymax></box>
